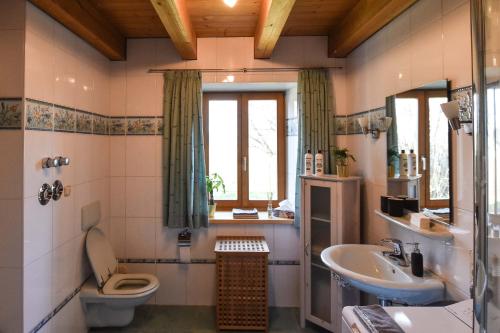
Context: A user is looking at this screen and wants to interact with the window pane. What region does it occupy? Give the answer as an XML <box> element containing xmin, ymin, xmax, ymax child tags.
<box><xmin>395</xmin><ymin>98</ymin><xmax>419</xmax><ymax>158</ymax></box>
<box><xmin>248</xmin><ymin>100</ymin><xmax>278</xmax><ymax>200</ymax></box>
<box><xmin>428</xmin><ymin>97</ymin><xmax>450</xmax><ymax>200</ymax></box>
<box><xmin>208</xmin><ymin>100</ymin><xmax>238</xmax><ymax>200</ymax></box>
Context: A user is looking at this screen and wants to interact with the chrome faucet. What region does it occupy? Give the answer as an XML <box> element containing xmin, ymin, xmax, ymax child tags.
<box><xmin>379</xmin><ymin>238</ymin><xmax>410</xmax><ymax>267</ymax></box>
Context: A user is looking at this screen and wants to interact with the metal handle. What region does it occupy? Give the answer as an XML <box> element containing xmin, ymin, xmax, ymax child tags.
<box><xmin>421</xmin><ymin>156</ymin><xmax>427</xmax><ymax>171</ymax></box>
<box><xmin>242</xmin><ymin>156</ymin><xmax>247</xmax><ymax>172</ymax></box>
<box><xmin>305</xmin><ymin>242</ymin><xmax>310</xmax><ymax>256</ymax></box>
<box><xmin>42</xmin><ymin>157</ymin><xmax>57</xmax><ymax>168</ymax></box>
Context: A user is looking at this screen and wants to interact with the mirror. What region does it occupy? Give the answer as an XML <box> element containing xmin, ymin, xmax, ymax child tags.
<box><xmin>385</xmin><ymin>80</ymin><xmax>452</xmax><ymax>223</ymax></box>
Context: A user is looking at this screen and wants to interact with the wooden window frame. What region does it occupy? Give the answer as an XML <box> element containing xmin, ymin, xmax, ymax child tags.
<box><xmin>396</xmin><ymin>89</ymin><xmax>450</xmax><ymax>209</ymax></box>
<box><xmin>203</xmin><ymin>92</ymin><xmax>286</xmax><ymax>210</ymax></box>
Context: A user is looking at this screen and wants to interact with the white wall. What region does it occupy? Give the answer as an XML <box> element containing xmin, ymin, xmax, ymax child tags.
<box><xmin>343</xmin><ymin>0</ymin><xmax>473</xmax><ymax>300</ymax></box>
<box><xmin>22</xmin><ymin>3</ymin><xmax>111</xmax><ymax>332</ymax></box>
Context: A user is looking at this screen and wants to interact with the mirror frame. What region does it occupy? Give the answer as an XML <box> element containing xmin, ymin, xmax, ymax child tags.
<box><xmin>385</xmin><ymin>80</ymin><xmax>454</xmax><ymax>224</ymax></box>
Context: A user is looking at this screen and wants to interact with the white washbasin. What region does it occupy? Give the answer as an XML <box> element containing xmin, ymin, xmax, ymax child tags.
<box><xmin>321</xmin><ymin>244</ymin><xmax>444</xmax><ymax>305</ymax></box>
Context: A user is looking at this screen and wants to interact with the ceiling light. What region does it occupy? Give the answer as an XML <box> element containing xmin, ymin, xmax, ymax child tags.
<box><xmin>223</xmin><ymin>0</ymin><xmax>237</xmax><ymax>8</ymax></box>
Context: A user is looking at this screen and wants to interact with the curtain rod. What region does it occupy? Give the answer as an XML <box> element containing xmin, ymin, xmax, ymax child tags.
<box><xmin>148</xmin><ymin>66</ymin><xmax>343</xmax><ymax>74</ymax></box>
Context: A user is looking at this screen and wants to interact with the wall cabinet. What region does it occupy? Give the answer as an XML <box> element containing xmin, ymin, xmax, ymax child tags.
<box><xmin>299</xmin><ymin>175</ymin><xmax>361</xmax><ymax>332</ymax></box>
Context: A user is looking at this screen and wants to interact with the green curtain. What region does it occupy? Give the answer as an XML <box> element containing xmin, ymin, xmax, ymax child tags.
<box><xmin>162</xmin><ymin>70</ymin><xmax>208</xmax><ymax>228</ymax></box>
<box><xmin>294</xmin><ymin>69</ymin><xmax>336</xmax><ymax>227</ymax></box>
<box><xmin>386</xmin><ymin>96</ymin><xmax>399</xmax><ymax>170</ymax></box>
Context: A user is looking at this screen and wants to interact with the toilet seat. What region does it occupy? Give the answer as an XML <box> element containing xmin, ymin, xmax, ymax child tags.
<box><xmin>102</xmin><ymin>273</ymin><xmax>159</xmax><ymax>296</ymax></box>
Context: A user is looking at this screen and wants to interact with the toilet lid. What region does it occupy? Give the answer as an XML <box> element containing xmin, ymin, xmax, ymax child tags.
<box><xmin>86</xmin><ymin>227</ymin><xmax>118</xmax><ymax>288</ymax></box>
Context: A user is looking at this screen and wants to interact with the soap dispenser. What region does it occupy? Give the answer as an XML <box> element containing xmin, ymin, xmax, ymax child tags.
<box><xmin>408</xmin><ymin>242</ymin><xmax>423</xmax><ymax>277</ymax></box>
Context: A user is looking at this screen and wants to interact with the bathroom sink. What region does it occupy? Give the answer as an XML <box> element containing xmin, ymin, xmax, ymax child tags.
<box><xmin>321</xmin><ymin>244</ymin><xmax>444</xmax><ymax>305</ymax></box>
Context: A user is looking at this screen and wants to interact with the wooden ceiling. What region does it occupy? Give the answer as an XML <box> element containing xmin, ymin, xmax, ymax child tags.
<box><xmin>29</xmin><ymin>0</ymin><xmax>417</xmax><ymax>61</ymax></box>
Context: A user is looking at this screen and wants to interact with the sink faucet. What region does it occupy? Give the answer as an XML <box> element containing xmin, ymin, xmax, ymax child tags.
<box><xmin>379</xmin><ymin>238</ymin><xmax>410</xmax><ymax>267</ymax></box>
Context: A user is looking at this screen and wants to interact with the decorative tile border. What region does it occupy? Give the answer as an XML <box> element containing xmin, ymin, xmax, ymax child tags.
<box><xmin>450</xmin><ymin>86</ymin><xmax>473</xmax><ymax>122</ymax></box>
<box><xmin>127</xmin><ymin>116</ymin><xmax>157</xmax><ymax>135</ymax></box>
<box><xmin>25</xmin><ymin>99</ymin><xmax>53</xmax><ymax>131</ymax></box>
<box><xmin>30</xmin><ymin>275</ymin><xmax>91</xmax><ymax>333</ymax></box>
<box><xmin>336</xmin><ymin>107</ymin><xmax>387</xmax><ymax>135</ymax></box>
<box><xmin>23</xmin><ymin>98</ymin><xmax>164</xmax><ymax>136</ymax></box>
<box><xmin>75</xmin><ymin>110</ymin><xmax>93</xmax><ymax>134</ymax></box>
<box><xmin>53</xmin><ymin>105</ymin><xmax>75</xmax><ymax>132</ymax></box>
<box><xmin>336</xmin><ymin>85</ymin><xmax>474</xmax><ymax>135</ymax></box>
<box><xmin>0</xmin><ymin>98</ymin><xmax>23</xmax><ymax>129</ymax></box>
<box><xmin>118</xmin><ymin>258</ymin><xmax>299</xmax><ymax>265</ymax></box>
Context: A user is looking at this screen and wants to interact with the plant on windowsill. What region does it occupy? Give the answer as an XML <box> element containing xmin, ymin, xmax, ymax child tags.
<box><xmin>206</xmin><ymin>173</ymin><xmax>226</xmax><ymax>218</ymax></box>
<box><xmin>333</xmin><ymin>147</ymin><xmax>356</xmax><ymax>177</ymax></box>
<box><xmin>387</xmin><ymin>147</ymin><xmax>399</xmax><ymax>178</ymax></box>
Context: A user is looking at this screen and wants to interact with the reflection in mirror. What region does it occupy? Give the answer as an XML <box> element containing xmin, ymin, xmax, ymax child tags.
<box><xmin>385</xmin><ymin>80</ymin><xmax>452</xmax><ymax>224</ymax></box>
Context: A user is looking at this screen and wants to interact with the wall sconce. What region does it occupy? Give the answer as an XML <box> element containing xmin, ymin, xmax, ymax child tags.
<box><xmin>357</xmin><ymin>116</ymin><xmax>392</xmax><ymax>139</ymax></box>
<box><xmin>440</xmin><ymin>101</ymin><xmax>473</xmax><ymax>135</ymax></box>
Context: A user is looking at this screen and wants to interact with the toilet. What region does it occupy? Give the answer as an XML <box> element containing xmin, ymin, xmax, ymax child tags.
<box><xmin>80</xmin><ymin>227</ymin><xmax>159</xmax><ymax>327</ymax></box>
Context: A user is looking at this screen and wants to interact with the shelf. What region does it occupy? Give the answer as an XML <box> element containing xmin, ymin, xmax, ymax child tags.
<box><xmin>311</xmin><ymin>216</ymin><xmax>330</xmax><ymax>223</ymax></box>
<box><xmin>375</xmin><ymin>210</ymin><xmax>454</xmax><ymax>241</ymax></box>
<box><xmin>387</xmin><ymin>175</ymin><xmax>422</xmax><ymax>182</ymax></box>
<box><xmin>311</xmin><ymin>262</ymin><xmax>330</xmax><ymax>272</ymax></box>
<box><xmin>209</xmin><ymin>212</ymin><xmax>294</xmax><ymax>225</ymax></box>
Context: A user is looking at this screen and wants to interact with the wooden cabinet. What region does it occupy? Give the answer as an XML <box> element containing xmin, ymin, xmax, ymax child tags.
<box><xmin>299</xmin><ymin>175</ymin><xmax>361</xmax><ymax>332</ymax></box>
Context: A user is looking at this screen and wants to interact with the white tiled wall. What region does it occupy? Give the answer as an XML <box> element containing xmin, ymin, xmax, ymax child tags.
<box><xmin>343</xmin><ymin>0</ymin><xmax>473</xmax><ymax>300</ymax></box>
<box><xmin>21</xmin><ymin>3</ymin><xmax>111</xmax><ymax>332</ymax></box>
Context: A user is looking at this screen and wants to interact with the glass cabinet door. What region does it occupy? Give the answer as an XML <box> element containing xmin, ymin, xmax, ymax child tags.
<box><xmin>305</xmin><ymin>183</ymin><xmax>334</xmax><ymax>328</ymax></box>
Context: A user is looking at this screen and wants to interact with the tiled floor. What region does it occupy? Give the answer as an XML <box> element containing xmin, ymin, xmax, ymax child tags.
<box><xmin>89</xmin><ymin>306</ymin><xmax>329</xmax><ymax>333</ymax></box>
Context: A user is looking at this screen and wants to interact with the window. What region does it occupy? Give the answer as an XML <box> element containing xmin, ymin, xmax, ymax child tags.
<box><xmin>203</xmin><ymin>93</ymin><xmax>286</xmax><ymax>209</ymax></box>
<box><xmin>395</xmin><ymin>90</ymin><xmax>449</xmax><ymax>209</ymax></box>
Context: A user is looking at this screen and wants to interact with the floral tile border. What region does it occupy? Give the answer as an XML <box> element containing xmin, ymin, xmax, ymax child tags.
<box><xmin>450</xmin><ymin>86</ymin><xmax>473</xmax><ymax>122</ymax></box>
<box><xmin>26</xmin><ymin>98</ymin><xmax>53</xmax><ymax>131</ymax></box>
<box><xmin>76</xmin><ymin>110</ymin><xmax>92</xmax><ymax>134</ymax></box>
<box><xmin>157</xmin><ymin>117</ymin><xmax>164</xmax><ymax>135</ymax></box>
<box><xmin>127</xmin><ymin>117</ymin><xmax>157</xmax><ymax>135</ymax></box>
<box><xmin>93</xmin><ymin>114</ymin><xmax>108</xmax><ymax>135</ymax></box>
<box><xmin>0</xmin><ymin>98</ymin><xmax>23</xmax><ymax>129</ymax></box>
<box><xmin>109</xmin><ymin>117</ymin><xmax>127</xmax><ymax>135</ymax></box>
<box><xmin>53</xmin><ymin>105</ymin><xmax>75</xmax><ymax>132</ymax></box>
<box><xmin>24</xmin><ymin>99</ymin><xmax>165</xmax><ymax>136</ymax></box>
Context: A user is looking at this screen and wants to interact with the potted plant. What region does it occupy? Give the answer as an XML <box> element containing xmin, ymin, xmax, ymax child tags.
<box><xmin>333</xmin><ymin>147</ymin><xmax>356</xmax><ymax>177</ymax></box>
<box><xmin>387</xmin><ymin>147</ymin><xmax>399</xmax><ymax>178</ymax></box>
<box><xmin>206</xmin><ymin>173</ymin><xmax>225</xmax><ymax>218</ymax></box>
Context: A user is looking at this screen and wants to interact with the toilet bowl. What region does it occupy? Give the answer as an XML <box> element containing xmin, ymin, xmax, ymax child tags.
<box><xmin>80</xmin><ymin>227</ymin><xmax>159</xmax><ymax>327</ymax></box>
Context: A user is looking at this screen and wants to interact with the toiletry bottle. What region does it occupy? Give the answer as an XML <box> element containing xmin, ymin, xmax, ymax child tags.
<box><xmin>408</xmin><ymin>243</ymin><xmax>423</xmax><ymax>277</ymax></box>
<box><xmin>304</xmin><ymin>149</ymin><xmax>313</xmax><ymax>176</ymax></box>
<box><xmin>408</xmin><ymin>149</ymin><xmax>417</xmax><ymax>177</ymax></box>
<box><xmin>315</xmin><ymin>150</ymin><xmax>324</xmax><ymax>176</ymax></box>
<box><xmin>399</xmin><ymin>150</ymin><xmax>408</xmax><ymax>177</ymax></box>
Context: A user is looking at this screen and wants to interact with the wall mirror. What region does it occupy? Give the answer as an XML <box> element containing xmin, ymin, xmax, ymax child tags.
<box><xmin>385</xmin><ymin>80</ymin><xmax>453</xmax><ymax>223</ymax></box>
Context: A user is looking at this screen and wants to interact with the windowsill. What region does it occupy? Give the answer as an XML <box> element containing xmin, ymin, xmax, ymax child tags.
<box><xmin>209</xmin><ymin>211</ymin><xmax>294</xmax><ymax>225</ymax></box>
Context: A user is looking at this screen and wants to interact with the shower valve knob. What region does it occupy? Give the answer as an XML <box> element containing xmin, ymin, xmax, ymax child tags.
<box><xmin>56</xmin><ymin>156</ymin><xmax>70</xmax><ymax>166</ymax></box>
<box><xmin>42</xmin><ymin>157</ymin><xmax>56</xmax><ymax>168</ymax></box>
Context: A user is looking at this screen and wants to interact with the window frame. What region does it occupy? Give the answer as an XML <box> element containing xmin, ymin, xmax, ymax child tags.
<box><xmin>203</xmin><ymin>92</ymin><xmax>286</xmax><ymax>210</ymax></box>
<box><xmin>396</xmin><ymin>89</ymin><xmax>450</xmax><ymax>209</ymax></box>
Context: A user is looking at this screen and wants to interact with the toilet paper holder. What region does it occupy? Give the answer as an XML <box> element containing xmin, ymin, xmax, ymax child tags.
<box><xmin>178</xmin><ymin>229</ymin><xmax>191</xmax><ymax>247</ymax></box>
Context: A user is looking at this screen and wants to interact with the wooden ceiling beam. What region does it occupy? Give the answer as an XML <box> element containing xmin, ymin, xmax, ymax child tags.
<box><xmin>254</xmin><ymin>0</ymin><xmax>296</xmax><ymax>59</ymax></box>
<box><xmin>150</xmin><ymin>0</ymin><xmax>197</xmax><ymax>60</ymax></box>
<box><xmin>30</xmin><ymin>0</ymin><xmax>126</xmax><ymax>61</ymax></box>
<box><xmin>328</xmin><ymin>0</ymin><xmax>417</xmax><ymax>58</ymax></box>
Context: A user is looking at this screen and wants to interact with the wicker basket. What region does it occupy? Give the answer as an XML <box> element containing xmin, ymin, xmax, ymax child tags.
<box><xmin>215</xmin><ymin>236</ymin><xmax>270</xmax><ymax>331</ymax></box>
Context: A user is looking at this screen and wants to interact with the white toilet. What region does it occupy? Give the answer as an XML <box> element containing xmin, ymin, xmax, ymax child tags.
<box><xmin>80</xmin><ymin>227</ymin><xmax>159</xmax><ymax>327</ymax></box>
